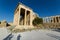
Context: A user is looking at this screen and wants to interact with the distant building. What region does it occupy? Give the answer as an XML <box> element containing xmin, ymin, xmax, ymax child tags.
<box><xmin>43</xmin><ymin>15</ymin><xmax>60</xmax><ymax>28</ymax></box>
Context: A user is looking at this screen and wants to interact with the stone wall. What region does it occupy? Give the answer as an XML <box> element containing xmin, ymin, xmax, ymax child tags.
<box><xmin>0</xmin><ymin>20</ymin><xmax>7</xmax><ymax>27</ymax></box>
<box><xmin>43</xmin><ymin>23</ymin><xmax>60</xmax><ymax>29</ymax></box>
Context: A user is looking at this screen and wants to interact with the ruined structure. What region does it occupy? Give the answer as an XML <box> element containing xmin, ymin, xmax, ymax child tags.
<box><xmin>13</xmin><ymin>3</ymin><xmax>37</xmax><ymax>29</ymax></box>
<box><xmin>0</xmin><ymin>20</ymin><xmax>7</xmax><ymax>27</ymax></box>
<box><xmin>43</xmin><ymin>15</ymin><xmax>60</xmax><ymax>28</ymax></box>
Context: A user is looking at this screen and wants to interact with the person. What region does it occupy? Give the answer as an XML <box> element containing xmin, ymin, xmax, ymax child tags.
<box><xmin>17</xmin><ymin>34</ymin><xmax>21</xmax><ymax>40</ymax></box>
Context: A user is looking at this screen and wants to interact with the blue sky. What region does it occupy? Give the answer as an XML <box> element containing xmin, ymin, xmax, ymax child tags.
<box><xmin>0</xmin><ymin>0</ymin><xmax>60</xmax><ymax>22</ymax></box>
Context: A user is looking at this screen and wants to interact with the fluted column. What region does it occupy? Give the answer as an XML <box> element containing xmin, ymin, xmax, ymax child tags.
<box><xmin>43</xmin><ymin>18</ymin><xmax>45</xmax><ymax>23</ymax></box>
<box><xmin>18</xmin><ymin>7</ymin><xmax>21</xmax><ymax>25</ymax></box>
<box><xmin>49</xmin><ymin>17</ymin><xmax>50</xmax><ymax>23</ymax></box>
<box><xmin>52</xmin><ymin>17</ymin><xmax>54</xmax><ymax>23</ymax></box>
<box><xmin>24</xmin><ymin>10</ymin><xmax>27</xmax><ymax>25</ymax></box>
<box><xmin>30</xmin><ymin>11</ymin><xmax>32</xmax><ymax>26</ymax></box>
<box><xmin>58</xmin><ymin>17</ymin><xmax>60</xmax><ymax>23</ymax></box>
<box><xmin>59</xmin><ymin>17</ymin><xmax>60</xmax><ymax>23</ymax></box>
<box><xmin>51</xmin><ymin>17</ymin><xmax>53</xmax><ymax>23</ymax></box>
<box><xmin>55</xmin><ymin>17</ymin><xmax>57</xmax><ymax>23</ymax></box>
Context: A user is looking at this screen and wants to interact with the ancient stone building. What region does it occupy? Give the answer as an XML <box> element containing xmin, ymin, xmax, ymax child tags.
<box><xmin>0</xmin><ymin>20</ymin><xmax>7</xmax><ymax>27</ymax></box>
<box><xmin>43</xmin><ymin>15</ymin><xmax>60</xmax><ymax>28</ymax></box>
<box><xmin>13</xmin><ymin>3</ymin><xmax>37</xmax><ymax>29</ymax></box>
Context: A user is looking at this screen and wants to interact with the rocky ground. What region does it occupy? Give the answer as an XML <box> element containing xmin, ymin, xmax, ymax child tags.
<box><xmin>0</xmin><ymin>27</ymin><xmax>60</xmax><ymax>40</ymax></box>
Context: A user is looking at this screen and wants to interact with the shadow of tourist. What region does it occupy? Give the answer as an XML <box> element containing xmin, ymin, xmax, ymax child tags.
<box><xmin>3</xmin><ymin>33</ymin><xmax>13</xmax><ymax>40</ymax></box>
<box><xmin>47</xmin><ymin>33</ymin><xmax>60</xmax><ymax>40</ymax></box>
<box><xmin>9</xmin><ymin>34</ymin><xmax>14</xmax><ymax>40</ymax></box>
<box><xmin>17</xmin><ymin>34</ymin><xmax>21</xmax><ymax>40</ymax></box>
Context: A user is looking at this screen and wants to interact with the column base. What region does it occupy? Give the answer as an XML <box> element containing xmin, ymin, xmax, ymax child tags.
<box><xmin>13</xmin><ymin>25</ymin><xmax>34</xmax><ymax>30</ymax></box>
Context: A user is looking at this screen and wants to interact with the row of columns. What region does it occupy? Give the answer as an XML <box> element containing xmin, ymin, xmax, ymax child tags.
<box><xmin>19</xmin><ymin>8</ymin><xmax>32</xmax><ymax>26</ymax></box>
<box><xmin>14</xmin><ymin>4</ymin><xmax>33</xmax><ymax>27</ymax></box>
<box><xmin>43</xmin><ymin>16</ymin><xmax>60</xmax><ymax>23</ymax></box>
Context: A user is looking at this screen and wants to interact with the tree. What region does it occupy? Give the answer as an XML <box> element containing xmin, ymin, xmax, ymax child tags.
<box><xmin>32</xmin><ymin>17</ymin><xmax>43</xmax><ymax>26</ymax></box>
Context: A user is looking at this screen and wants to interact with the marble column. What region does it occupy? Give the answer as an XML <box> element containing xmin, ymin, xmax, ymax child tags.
<box><xmin>43</xmin><ymin>18</ymin><xmax>45</xmax><ymax>23</ymax></box>
<box><xmin>30</xmin><ymin>11</ymin><xmax>32</xmax><ymax>26</ymax></box>
<box><xmin>58</xmin><ymin>17</ymin><xmax>60</xmax><ymax>23</ymax></box>
<box><xmin>24</xmin><ymin>10</ymin><xmax>27</xmax><ymax>25</ymax></box>
<box><xmin>18</xmin><ymin>7</ymin><xmax>21</xmax><ymax>25</ymax></box>
<box><xmin>51</xmin><ymin>17</ymin><xmax>53</xmax><ymax>23</ymax></box>
<box><xmin>59</xmin><ymin>16</ymin><xmax>60</xmax><ymax>23</ymax></box>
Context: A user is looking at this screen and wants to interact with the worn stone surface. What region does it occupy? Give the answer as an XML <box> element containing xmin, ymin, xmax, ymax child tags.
<box><xmin>0</xmin><ymin>28</ymin><xmax>60</xmax><ymax>40</ymax></box>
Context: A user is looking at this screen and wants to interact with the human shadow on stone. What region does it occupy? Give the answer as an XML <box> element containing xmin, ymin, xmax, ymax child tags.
<box><xmin>47</xmin><ymin>33</ymin><xmax>60</xmax><ymax>40</ymax></box>
<box><xmin>3</xmin><ymin>33</ymin><xmax>13</xmax><ymax>40</ymax></box>
<box><xmin>17</xmin><ymin>34</ymin><xmax>21</xmax><ymax>40</ymax></box>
